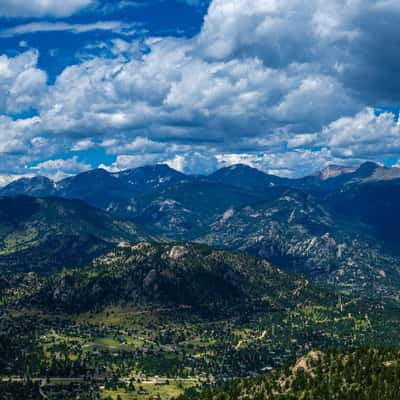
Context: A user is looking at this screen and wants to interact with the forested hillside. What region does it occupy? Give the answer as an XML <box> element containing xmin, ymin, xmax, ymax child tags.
<box><xmin>177</xmin><ymin>348</ymin><xmax>400</xmax><ymax>400</ymax></box>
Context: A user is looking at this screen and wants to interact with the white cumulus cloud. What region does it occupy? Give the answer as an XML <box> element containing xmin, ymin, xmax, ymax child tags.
<box><xmin>0</xmin><ymin>50</ymin><xmax>47</xmax><ymax>114</ymax></box>
<box><xmin>0</xmin><ymin>0</ymin><xmax>93</xmax><ymax>18</ymax></box>
<box><xmin>1</xmin><ymin>0</ymin><xmax>400</xmax><ymax>178</ymax></box>
<box><xmin>31</xmin><ymin>156</ymin><xmax>91</xmax><ymax>181</ymax></box>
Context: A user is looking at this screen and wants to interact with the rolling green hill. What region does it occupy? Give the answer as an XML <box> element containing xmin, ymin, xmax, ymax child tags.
<box><xmin>19</xmin><ymin>242</ymin><xmax>314</xmax><ymax>314</ymax></box>
<box><xmin>0</xmin><ymin>196</ymin><xmax>154</xmax><ymax>273</ymax></box>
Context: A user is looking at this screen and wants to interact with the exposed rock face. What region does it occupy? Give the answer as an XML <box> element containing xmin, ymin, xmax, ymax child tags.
<box><xmin>167</xmin><ymin>245</ymin><xmax>189</xmax><ymax>261</ymax></box>
<box><xmin>292</xmin><ymin>351</ymin><xmax>323</xmax><ymax>375</ymax></box>
<box><xmin>199</xmin><ymin>191</ymin><xmax>400</xmax><ymax>298</ymax></box>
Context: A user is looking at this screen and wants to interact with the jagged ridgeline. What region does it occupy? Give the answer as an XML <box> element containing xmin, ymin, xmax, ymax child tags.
<box><xmin>17</xmin><ymin>242</ymin><xmax>323</xmax><ymax>314</ymax></box>
<box><xmin>0</xmin><ymin>195</ymin><xmax>155</xmax><ymax>273</ymax></box>
<box><xmin>177</xmin><ymin>348</ymin><xmax>400</xmax><ymax>400</ymax></box>
<box><xmin>3</xmin><ymin>162</ymin><xmax>400</xmax><ymax>300</ymax></box>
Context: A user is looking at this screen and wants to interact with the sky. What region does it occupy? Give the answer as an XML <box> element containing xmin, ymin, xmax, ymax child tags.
<box><xmin>1</xmin><ymin>0</ymin><xmax>400</xmax><ymax>184</ymax></box>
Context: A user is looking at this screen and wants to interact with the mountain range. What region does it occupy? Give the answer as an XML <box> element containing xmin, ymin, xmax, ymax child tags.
<box><xmin>2</xmin><ymin>161</ymin><xmax>400</xmax><ymax>299</ymax></box>
<box><xmin>3</xmin><ymin>161</ymin><xmax>400</xmax><ymax>208</ymax></box>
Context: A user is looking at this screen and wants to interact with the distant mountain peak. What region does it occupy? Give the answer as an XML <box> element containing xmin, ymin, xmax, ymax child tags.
<box><xmin>0</xmin><ymin>175</ymin><xmax>55</xmax><ymax>197</ymax></box>
<box><xmin>226</xmin><ymin>163</ymin><xmax>255</xmax><ymax>170</ymax></box>
<box><xmin>81</xmin><ymin>167</ymin><xmax>112</xmax><ymax>176</ymax></box>
<box><xmin>314</xmin><ymin>165</ymin><xmax>357</xmax><ymax>180</ymax></box>
<box><xmin>8</xmin><ymin>175</ymin><xmax>53</xmax><ymax>185</ymax></box>
<box><xmin>206</xmin><ymin>164</ymin><xmax>289</xmax><ymax>192</ymax></box>
<box><xmin>353</xmin><ymin>161</ymin><xmax>400</xmax><ymax>182</ymax></box>
<box><xmin>119</xmin><ymin>163</ymin><xmax>184</xmax><ymax>177</ymax></box>
<box><xmin>355</xmin><ymin>161</ymin><xmax>380</xmax><ymax>177</ymax></box>
<box><xmin>220</xmin><ymin>164</ymin><xmax>264</xmax><ymax>174</ymax></box>
<box><xmin>210</xmin><ymin>163</ymin><xmax>269</xmax><ymax>178</ymax></box>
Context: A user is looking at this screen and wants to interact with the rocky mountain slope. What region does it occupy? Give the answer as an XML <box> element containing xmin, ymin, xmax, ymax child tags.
<box><xmin>131</xmin><ymin>182</ymin><xmax>266</xmax><ymax>238</ymax></box>
<box><xmin>199</xmin><ymin>189</ymin><xmax>400</xmax><ymax>298</ymax></box>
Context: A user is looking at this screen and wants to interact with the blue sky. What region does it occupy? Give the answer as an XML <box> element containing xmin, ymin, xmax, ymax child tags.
<box><xmin>0</xmin><ymin>0</ymin><xmax>400</xmax><ymax>184</ymax></box>
<box><xmin>0</xmin><ymin>1</ymin><xmax>209</xmax><ymax>80</ymax></box>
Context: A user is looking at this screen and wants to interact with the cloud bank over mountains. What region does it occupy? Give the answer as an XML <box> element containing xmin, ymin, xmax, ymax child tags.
<box><xmin>1</xmin><ymin>0</ymin><xmax>400</xmax><ymax>181</ymax></box>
